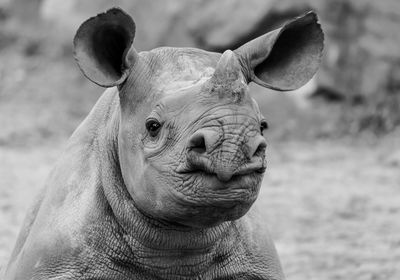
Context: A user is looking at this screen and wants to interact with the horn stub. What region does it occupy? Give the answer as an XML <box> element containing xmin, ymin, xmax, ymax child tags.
<box><xmin>211</xmin><ymin>50</ymin><xmax>244</xmax><ymax>85</ymax></box>
<box><xmin>208</xmin><ymin>50</ymin><xmax>247</xmax><ymax>102</ymax></box>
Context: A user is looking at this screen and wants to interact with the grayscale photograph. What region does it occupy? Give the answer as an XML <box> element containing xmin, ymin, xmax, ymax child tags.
<box><xmin>0</xmin><ymin>0</ymin><xmax>399</xmax><ymax>279</ymax></box>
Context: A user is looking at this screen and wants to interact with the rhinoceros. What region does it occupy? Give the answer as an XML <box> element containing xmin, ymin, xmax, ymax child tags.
<box><xmin>3</xmin><ymin>7</ymin><xmax>323</xmax><ymax>280</ymax></box>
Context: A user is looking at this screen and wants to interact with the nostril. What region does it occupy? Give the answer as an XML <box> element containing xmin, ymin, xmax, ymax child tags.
<box><xmin>252</xmin><ymin>137</ymin><xmax>267</xmax><ymax>158</ymax></box>
<box><xmin>188</xmin><ymin>132</ymin><xmax>207</xmax><ymax>154</ymax></box>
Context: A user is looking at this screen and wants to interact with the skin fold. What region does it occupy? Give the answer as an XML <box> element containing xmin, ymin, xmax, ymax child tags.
<box><xmin>3</xmin><ymin>7</ymin><xmax>323</xmax><ymax>280</ymax></box>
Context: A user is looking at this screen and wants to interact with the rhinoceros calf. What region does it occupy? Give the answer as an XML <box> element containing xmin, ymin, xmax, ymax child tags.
<box><xmin>3</xmin><ymin>7</ymin><xmax>323</xmax><ymax>280</ymax></box>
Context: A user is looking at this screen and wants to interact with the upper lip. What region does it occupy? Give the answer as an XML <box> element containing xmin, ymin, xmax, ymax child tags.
<box><xmin>176</xmin><ymin>151</ymin><xmax>266</xmax><ymax>182</ymax></box>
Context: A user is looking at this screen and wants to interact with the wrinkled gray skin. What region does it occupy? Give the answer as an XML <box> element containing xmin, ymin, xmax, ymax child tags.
<box><xmin>3</xmin><ymin>8</ymin><xmax>323</xmax><ymax>280</ymax></box>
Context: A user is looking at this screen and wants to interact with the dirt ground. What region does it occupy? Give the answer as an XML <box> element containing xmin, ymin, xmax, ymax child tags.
<box><xmin>1</xmin><ymin>137</ymin><xmax>399</xmax><ymax>279</ymax></box>
<box><xmin>258</xmin><ymin>137</ymin><xmax>400</xmax><ymax>280</ymax></box>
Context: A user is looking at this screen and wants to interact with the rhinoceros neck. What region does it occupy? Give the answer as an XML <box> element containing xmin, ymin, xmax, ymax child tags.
<box><xmin>102</xmin><ymin>163</ymin><xmax>239</xmax><ymax>275</ymax></box>
<box><xmin>120</xmin><ymin>201</ymin><xmax>235</xmax><ymax>250</ymax></box>
<box><xmin>103</xmin><ymin>174</ymin><xmax>239</xmax><ymax>277</ymax></box>
<box><xmin>105</xmin><ymin>188</ymin><xmax>239</xmax><ymax>276</ymax></box>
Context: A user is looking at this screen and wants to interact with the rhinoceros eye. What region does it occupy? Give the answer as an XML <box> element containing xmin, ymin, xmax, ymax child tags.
<box><xmin>146</xmin><ymin>119</ymin><xmax>162</xmax><ymax>137</ymax></box>
<box><xmin>260</xmin><ymin>120</ymin><xmax>268</xmax><ymax>136</ymax></box>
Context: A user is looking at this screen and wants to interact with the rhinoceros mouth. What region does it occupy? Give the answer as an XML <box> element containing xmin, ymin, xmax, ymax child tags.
<box><xmin>176</xmin><ymin>151</ymin><xmax>266</xmax><ymax>183</ymax></box>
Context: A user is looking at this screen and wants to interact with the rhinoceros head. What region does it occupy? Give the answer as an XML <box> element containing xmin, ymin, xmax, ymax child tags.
<box><xmin>73</xmin><ymin>8</ymin><xmax>323</xmax><ymax>227</ymax></box>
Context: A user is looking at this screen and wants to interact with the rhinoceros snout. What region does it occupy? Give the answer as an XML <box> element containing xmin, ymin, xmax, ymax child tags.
<box><xmin>182</xmin><ymin>128</ymin><xmax>267</xmax><ymax>182</ymax></box>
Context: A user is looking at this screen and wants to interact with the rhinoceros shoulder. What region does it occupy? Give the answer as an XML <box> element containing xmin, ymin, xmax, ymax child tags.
<box><xmin>3</xmin><ymin>88</ymin><xmax>122</xmax><ymax>279</ymax></box>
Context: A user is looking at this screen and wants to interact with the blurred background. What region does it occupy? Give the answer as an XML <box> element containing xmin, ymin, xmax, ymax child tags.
<box><xmin>0</xmin><ymin>0</ymin><xmax>399</xmax><ymax>279</ymax></box>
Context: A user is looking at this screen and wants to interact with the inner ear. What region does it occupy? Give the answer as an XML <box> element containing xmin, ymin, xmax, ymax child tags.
<box><xmin>74</xmin><ymin>8</ymin><xmax>136</xmax><ymax>87</ymax></box>
<box><xmin>253</xmin><ymin>13</ymin><xmax>323</xmax><ymax>90</ymax></box>
<box><xmin>91</xmin><ymin>24</ymin><xmax>132</xmax><ymax>80</ymax></box>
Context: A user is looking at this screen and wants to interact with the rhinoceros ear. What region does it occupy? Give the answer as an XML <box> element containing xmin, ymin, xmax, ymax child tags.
<box><xmin>234</xmin><ymin>11</ymin><xmax>324</xmax><ymax>91</ymax></box>
<box><xmin>73</xmin><ymin>7</ymin><xmax>138</xmax><ymax>87</ymax></box>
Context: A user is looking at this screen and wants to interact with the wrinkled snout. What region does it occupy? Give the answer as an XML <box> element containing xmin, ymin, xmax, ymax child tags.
<box><xmin>183</xmin><ymin>126</ymin><xmax>267</xmax><ymax>182</ymax></box>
